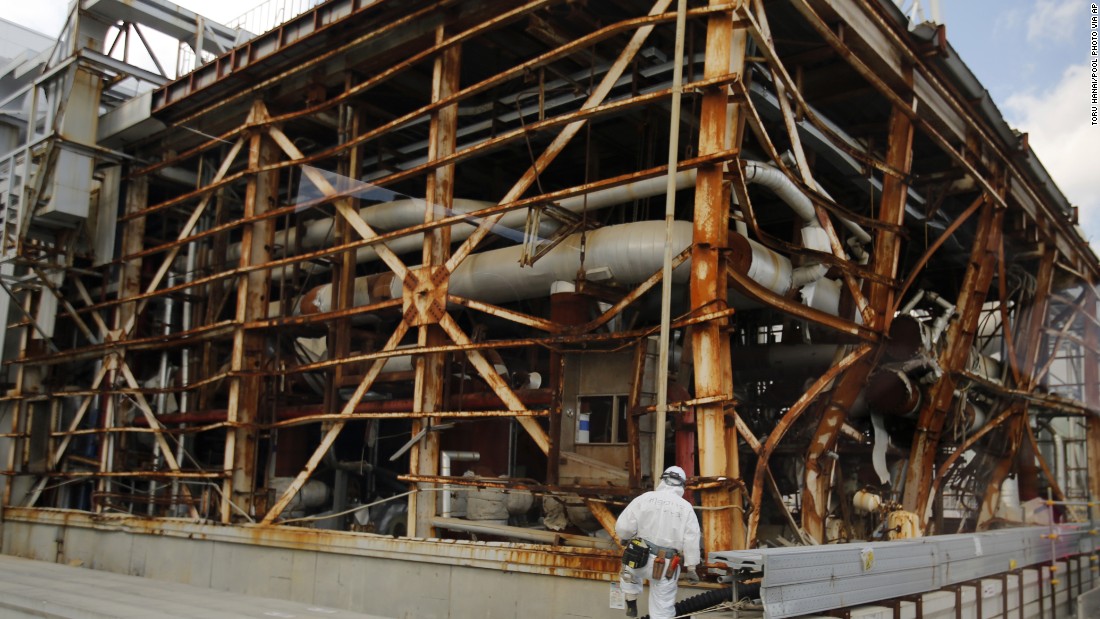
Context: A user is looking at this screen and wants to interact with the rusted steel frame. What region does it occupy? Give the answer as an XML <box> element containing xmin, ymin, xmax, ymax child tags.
<box><xmin>626</xmin><ymin>340</ymin><xmax>647</xmax><ymax>488</ymax></box>
<box><xmin>894</xmin><ymin>194</ymin><xmax>986</xmax><ymax>311</ymax></box>
<box><xmin>447</xmin><ymin>295</ymin><xmax>564</xmax><ymax>333</ymax></box>
<box><xmin>1085</xmin><ymin>289</ymin><xmax>1100</xmax><ymax>500</ymax></box>
<box><xmin>1037</xmin><ymin>328</ymin><xmax>1099</xmax><ymax>357</ymax></box>
<box><xmin>128</xmin><ymin>77</ymin><xmax>728</xmax><ymax>234</ymax></box>
<box><xmin>261</xmin><ymin>4</ymin><xmax>738</xmax><ymax>133</ymax></box>
<box><xmin>438</xmin><ymin>313</ymin><xmax>551</xmax><ymax>455</ymax></box>
<box><xmin>853</xmin><ymin>0</ymin><xmax>1096</xmax><ymax>248</ymax></box>
<box><xmin>268</xmin><ymin>411</ymin><xmax>547</xmax><ymax>430</ymax></box>
<box><xmin>114</xmin><ymin>360</ymin><xmax>200</xmax><ymax>518</ymax></box>
<box><xmin>113</xmin><ymin>138</ymin><xmax>245</xmax><ymax>350</ymax></box>
<box><xmin>725</xmin><ymin>260</ymin><xmax>878</xmax><ymax>341</ymax></box>
<box><xmin>787</xmin><ymin>0</ymin><xmax>1070</xmax><ymax>240</ymax></box>
<box><xmin>28</xmin><ymin>266</ymin><xmax>97</xmax><ymax>344</ymax></box>
<box><xmin>802</xmin><ymin>100</ymin><xmax>914</xmax><ymax>542</ymax></box>
<box><xmin>207</xmin><ymin>5</ymin><xmax>738</xmax><ymax>184</ymax></box>
<box><xmin>1053</xmin><ymin>292</ymin><xmax>1100</xmax><ymax>330</ymax></box>
<box><xmin>122</xmin><ymin>150</ymin><xmax>730</xmax><ymax>301</ymax></box>
<box><xmin>902</xmin><ymin>202</ymin><xmax>1001</xmax><ymax>516</ymax></box>
<box><xmin>691</xmin><ymin>0</ymin><xmax>743</xmax><ymax>554</ymax></box>
<box><xmin>729</xmin><ymin>410</ymin><xmax>761</xmax><ymax>454</ymax></box>
<box><xmin>1018</xmin><ymin>250</ymin><xmax>1059</xmax><ymax>387</ymax></box>
<box><xmin>742</xmin><ymin>1</ymin><xmax>875</xmax><ymax>327</ymax></box>
<box><xmin>283</xmin><ymin>308</ymin><xmax>738</xmax><ymax>377</ymax></box>
<box><xmin>1034</xmin><ymin>302</ymin><xmax>1091</xmax><ymax>385</ymax></box>
<box><xmin>931</xmin><ymin>414</ymin><xmax>1025</xmax><ymax>511</ymax></box>
<box><xmin>260</xmin><ymin>320</ymin><xmax>411</xmax><ymax>524</ymax></box>
<box><xmin>310</xmin><ymin>77</ymin><xmax>742</xmax><ymax>198</ymax></box>
<box><xmin>736</xmin><ymin>2</ymin><xmax>907</xmax><ymax>182</ymax></box>
<box><xmin>997</xmin><ymin>213</ymin><xmax>1023</xmax><ymax>385</ymax></box>
<box><xmin>27</xmin><ymin>370</ymin><xmax>227</xmax><ymax>399</ymax></box>
<box><xmin>409</xmin><ymin>29</ymin><xmax>459</xmax><ymax>538</ymax></box>
<box><xmin>959</xmin><ymin>370</ymin><xmax>1095</xmax><ymax>417</ymax></box>
<box><xmin>161</xmin><ymin>0</ymin><xmax>552</xmax><ymax>133</ymax></box>
<box><xmin>222</xmin><ymin>103</ymin><xmax>276</xmax><ymax>522</ymax></box>
<box><xmin>573</xmin><ymin>247</ymin><xmax>691</xmax><ymax>335</ymax></box>
<box><xmin>975</xmin><ymin>249</ymin><xmax>1057</xmax><ymax>522</ymax></box>
<box><xmin>16</xmin><ymin>471</ymin><xmax>227</xmax><ymax>479</ymax></box>
<box><xmin>745</xmin><ymin>344</ymin><xmax>873</xmax><ymax>546</ymax></box>
<box><xmin>248</xmin><ymin>299</ymin><xmax>404</xmax><ymax>330</ymax></box>
<box><xmin>267</xmin><ymin>126</ymin><xmax>409</xmax><ymax>281</ymax></box>
<box><xmin>445</xmin><ymin>0</ymin><xmax>675</xmax><ymax>275</ymax></box>
<box><xmin>397</xmin><ymin>474</ymin><xmax>639</xmax><ymax>497</ymax></box>
<box><xmin>21</xmin><ymin>363</ymin><xmax>110</xmax><ymax>507</ymax></box>
<box><xmin>71</xmin><ymin>278</ymin><xmax>111</xmax><ymax>342</ymax></box>
<box><xmin>1023</xmin><ymin>419</ymin><xmax>1067</xmax><ymax>501</ymax></box>
<box><xmin>729</xmin><ymin>98</ymin><xmax>893</xmax><ymax>287</ymax></box>
<box><xmin>586</xmin><ymin>499</ymin><xmax>622</xmax><ymax>544</ymax></box>
<box><xmin>14</xmin><ymin>321</ymin><xmax>237</xmax><ymax>368</ymax></box>
<box><xmin>120</xmin><ymin>156</ymin><xmax>249</xmax><ymax>224</ymax></box>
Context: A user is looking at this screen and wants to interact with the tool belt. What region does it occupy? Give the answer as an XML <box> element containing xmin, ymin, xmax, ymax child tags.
<box><xmin>622</xmin><ymin>538</ymin><xmax>649</xmax><ymax>569</ymax></box>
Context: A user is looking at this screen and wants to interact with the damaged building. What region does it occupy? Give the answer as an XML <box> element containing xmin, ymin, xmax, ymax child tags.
<box><xmin>0</xmin><ymin>0</ymin><xmax>1097</xmax><ymax>616</ymax></box>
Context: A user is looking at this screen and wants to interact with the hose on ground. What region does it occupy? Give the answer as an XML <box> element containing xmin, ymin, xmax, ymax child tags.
<box><xmin>639</xmin><ymin>585</ymin><xmax>734</xmax><ymax>619</ymax></box>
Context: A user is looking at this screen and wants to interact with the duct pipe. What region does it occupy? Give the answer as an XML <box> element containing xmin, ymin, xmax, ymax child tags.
<box><xmin>300</xmin><ymin>220</ymin><xmax>695</xmax><ymax>312</ymax></box>
<box><xmin>745</xmin><ymin>160</ymin><xmax>872</xmax><ymax>246</ymax></box>
<box><xmin>223</xmin><ymin>172</ymin><xmax>701</xmax><ymax>271</ymax></box>
<box><xmin>441</xmin><ymin>451</ymin><xmax>480</xmax><ymax>518</ymax></box>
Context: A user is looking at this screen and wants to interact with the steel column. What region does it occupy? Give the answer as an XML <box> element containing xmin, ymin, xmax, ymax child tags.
<box><xmin>409</xmin><ymin>28</ymin><xmax>460</xmax><ymax>538</ymax></box>
<box><xmin>903</xmin><ymin>201</ymin><xmax>1002</xmax><ymax>519</ymax></box>
<box><xmin>691</xmin><ymin>0</ymin><xmax>745</xmax><ymax>553</ymax></box>
<box><xmin>222</xmin><ymin>102</ymin><xmax>277</xmax><ymax>521</ymax></box>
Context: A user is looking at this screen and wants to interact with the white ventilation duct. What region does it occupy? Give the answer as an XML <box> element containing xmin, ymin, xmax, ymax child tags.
<box><xmin>301</xmin><ymin>220</ymin><xmax>694</xmax><ymax>312</ymax></box>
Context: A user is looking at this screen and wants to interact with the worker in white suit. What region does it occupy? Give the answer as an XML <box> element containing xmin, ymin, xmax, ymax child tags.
<box><xmin>615</xmin><ymin>465</ymin><xmax>702</xmax><ymax>618</ymax></box>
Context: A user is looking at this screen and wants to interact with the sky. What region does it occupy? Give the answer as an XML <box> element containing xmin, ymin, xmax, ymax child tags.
<box><xmin>2</xmin><ymin>0</ymin><xmax>1098</xmax><ymax>243</ymax></box>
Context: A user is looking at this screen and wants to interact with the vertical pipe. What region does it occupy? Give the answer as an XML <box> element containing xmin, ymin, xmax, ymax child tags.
<box><xmin>653</xmin><ymin>0</ymin><xmax>687</xmax><ymax>486</ymax></box>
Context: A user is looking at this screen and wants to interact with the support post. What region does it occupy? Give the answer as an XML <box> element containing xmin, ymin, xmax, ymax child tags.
<box><xmin>802</xmin><ymin>101</ymin><xmax>914</xmax><ymax>542</ymax></box>
<box><xmin>903</xmin><ymin>201</ymin><xmax>1003</xmax><ymax>519</ymax></box>
<box><xmin>409</xmin><ymin>30</ymin><xmax>460</xmax><ymax>538</ymax></box>
<box><xmin>222</xmin><ymin>102</ymin><xmax>276</xmax><ymax>522</ymax></box>
<box><xmin>691</xmin><ymin>1</ymin><xmax>745</xmax><ymax>552</ymax></box>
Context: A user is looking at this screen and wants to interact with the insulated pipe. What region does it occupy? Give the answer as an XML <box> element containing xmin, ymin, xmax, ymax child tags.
<box><xmin>744</xmin><ymin>160</ymin><xmax>872</xmax><ymax>245</ymax></box>
<box><xmin>441</xmin><ymin>450</ymin><xmax>480</xmax><ymax>518</ymax></box>
<box><xmin>224</xmin><ymin>173</ymin><xmax>700</xmax><ymax>270</ymax></box>
<box><xmin>300</xmin><ymin>220</ymin><xmax>695</xmax><ymax>313</ymax></box>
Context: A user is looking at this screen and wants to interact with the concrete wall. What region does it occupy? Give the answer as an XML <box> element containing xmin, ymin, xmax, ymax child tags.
<box><xmin>0</xmin><ymin>511</ymin><xmax>648</xmax><ymax>619</ymax></box>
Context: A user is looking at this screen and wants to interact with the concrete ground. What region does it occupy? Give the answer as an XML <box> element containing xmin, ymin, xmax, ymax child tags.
<box><xmin>0</xmin><ymin>554</ymin><xmax>393</xmax><ymax>619</ymax></box>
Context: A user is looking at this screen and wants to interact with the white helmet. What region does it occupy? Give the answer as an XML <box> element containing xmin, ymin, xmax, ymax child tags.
<box><xmin>661</xmin><ymin>465</ymin><xmax>687</xmax><ymax>487</ymax></box>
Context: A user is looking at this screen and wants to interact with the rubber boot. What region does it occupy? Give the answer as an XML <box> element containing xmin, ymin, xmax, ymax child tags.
<box><xmin>625</xmin><ymin>599</ymin><xmax>638</xmax><ymax>617</ymax></box>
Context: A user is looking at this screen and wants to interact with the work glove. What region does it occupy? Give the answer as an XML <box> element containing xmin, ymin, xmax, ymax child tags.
<box><xmin>684</xmin><ymin>565</ymin><xmax>700</xmax><ymax>584</ymax></box>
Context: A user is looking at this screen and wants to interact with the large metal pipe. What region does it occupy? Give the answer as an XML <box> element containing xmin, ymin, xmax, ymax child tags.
<box><xmin>300</xmin><ymin>220</ymin><xmax>695</xmax><ymax>312</ymax></box>
<box><xmin>441</xmin><ymin>450</ymin><xmax>480</xmax><ymax>518</ymax></box>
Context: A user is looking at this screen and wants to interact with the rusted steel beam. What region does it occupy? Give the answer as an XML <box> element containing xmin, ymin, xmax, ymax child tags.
<box><xmin>745</xmin><ymin>344</ymin><xmax>872</xmax><ymax>546</ymax></box>
<box><xmin>438</xmin><ymin>313</ymin><xmax>551</xmax><ymax>455</ymax></box>
<box><xmin>445</xmin><ymin>0</ymin><xmax>674</xmax><ymax>275</ymax></box>
<box><xmin>802</xmin><ymin>101</ymin><xmax>915</xmax><ymax>542</ymax></box>
<box><xmin>894</xmin><ymin>195</ymin><xmax>985</xmax><ymax>310</ymax></box>
<box><xmin>119</xmin><ymin>139</ymin><xmax>245</xmax><ymax>343</ymax></box>
<box><xmin>1086</xmin><ymin>289</ymin><xmax>1100</xmax><ymax>500</ymax></box>
<box><xmin>260</xmin><ymin>320</ymin><xmax>410</xmax><ymax>524</ymax></box>
<box><xmin>222</xmin><ymin>101</ymin><xmax>277</xmax><ymax>523</ymax></box>
<box><xmin>585</xmin><ymin>499</ymin><xmax>622</xmax><ymax>545</ymax></box>
<box><xmin>691</xmin><ymin>0</ymin><xmax>745</xmax><ymax>553</ymax></box>
<box><xmin>903</xmin><ymin>201</ymin><xmax>1002</xmax><ymax>518</ymax></box>
<box><xmin>447</xmin><ymin>296</ymin><xmax>564</xmax><ymax>333</ymax></box>
<box><xmin>267</xmin><ymin>126</ymin><xmax>409</xmax><ymax>281</ymax></box>
<box><xmin>409</xmin><ymin>30</ymin><xmax>460</xmax><ymax>538</ymax></box>
<box><xmin>977</xmin><ymin>249</ymin><xmax>1057</xmax><ymax>524</ymax></box>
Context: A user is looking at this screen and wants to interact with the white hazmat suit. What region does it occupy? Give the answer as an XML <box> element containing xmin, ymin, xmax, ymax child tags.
<box><xmin>615</xmin><ymin>466</ymin><xmax>701</xmax><ymax>619</ymax></box>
